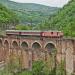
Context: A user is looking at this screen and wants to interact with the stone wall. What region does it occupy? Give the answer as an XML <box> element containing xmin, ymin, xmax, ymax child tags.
<box><xmin>0</xmin><ymin>37</ymin><xmax>74</xmax><ymax>74</ymax></box>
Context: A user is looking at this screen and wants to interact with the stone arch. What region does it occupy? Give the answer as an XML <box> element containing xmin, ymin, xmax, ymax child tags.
<box><xmin>0</xmin><ymin>39</ymin><xmax>2</xmax><ymax>47</ymax></box>
<box><xmin>32</xmin><ymin>42</ymin><xmax>42</xmax><ymax>61</ymax></box>
<box><xmin>45</xmin><ymin>42</ymin><xmax>57</xmax><ymax>73</ymax></box>
<box><xmin>4</xmin><ymin>40</ymin><xmax>9</xmax><ymax>62</ymax></box>
<box><xmin>21</xmin><ymin>41</ymin><xmax>30</xmax><ymax>69</ymax></box>
<box><xmin>21</xmin><ymin>41</ymin><xmax>28</xmax><ymax>49</ymax></box>
<box><xmin>32</xmin><ymin>42</ymin><xmax>41</xmax><ymax>49</ymax></box>
<box><xmin>12</xmin><ymin>41</ymin><xmax>18</xmax><ymax>48</ymax></box>
<box><xmin>45</xmin><ymin>43</ymin><xmax>56</xmax><ymax>52</ymax></box>
<box><xmin>4</xmin><ymin>40</ymin><xmax>9</xmax><ymax>48</ymax></box>
<box><xmin>45</xmin><ymin>42</ymin><xmax>57</xmax><ymax>61</ymax></box>
<box><xmin>45</xmin><ymin>41</ymin><xmax>56</xmax><ymax>49</ymax></box>
<box><xmin>11</xmin><ymin>41</ymin><xmax>20</xmax><ymax>70</ymax></box>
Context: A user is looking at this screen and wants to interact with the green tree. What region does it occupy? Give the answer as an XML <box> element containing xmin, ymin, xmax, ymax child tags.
<box><xmin>0</xmin><ymin>3</ymin><xmax>19</xmax><ymax>30</ymax></box>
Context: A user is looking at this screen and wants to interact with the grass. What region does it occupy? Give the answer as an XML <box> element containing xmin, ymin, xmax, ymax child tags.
<box><xmin>16</xmin><ymin>71</ymin><xmax>32</xmax><ymax>75</ymax></box>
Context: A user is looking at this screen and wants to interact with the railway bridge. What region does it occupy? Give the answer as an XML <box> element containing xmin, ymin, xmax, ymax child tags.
<box><xmin>0</xmin><ymin>30</ymin><xmax>75</xmax><ymax>74</ymax></box>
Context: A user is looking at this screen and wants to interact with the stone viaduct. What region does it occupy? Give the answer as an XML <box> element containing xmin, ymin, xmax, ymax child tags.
<box><xmin>0</xmin><ymin>30</ymin><xmax>75</xmax><ymax>74</ymax></box>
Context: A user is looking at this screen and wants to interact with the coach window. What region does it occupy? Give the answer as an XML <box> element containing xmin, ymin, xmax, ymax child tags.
<box><xmin>51</xmin><ymin>32</ymin><xmax>53</xmax><ymax>35</ymax></box>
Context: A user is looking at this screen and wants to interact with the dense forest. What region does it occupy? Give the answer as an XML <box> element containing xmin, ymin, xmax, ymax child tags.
<box><xmin>36</xmin><ymin>0</ymin><xmax>75</xmax><ymax>37</ymax></box>
<box><xmin>0</xmin><ymin>3</ymin><xmax>19</xmax><ymax>30</ymax></box>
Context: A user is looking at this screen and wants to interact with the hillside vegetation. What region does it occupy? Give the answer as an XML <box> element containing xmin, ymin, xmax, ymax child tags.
<box><xmin>36</xmin><ymin>0</ymin><xmax>75</xmax><ymax>37</ymax></box>
<box><xmin>0</xmin><ymin>0</ymin><xmax>74</xmax><ymax>37</ymax></box>
<box><xmin>0</xmin><ymin>3</ymin><xmax>19</xmax><ymax>30</ymax></box>
<box><xmin>0</xmin><ymin>0</ymin><xmax>59</xmax><ymax>25</ymax></box>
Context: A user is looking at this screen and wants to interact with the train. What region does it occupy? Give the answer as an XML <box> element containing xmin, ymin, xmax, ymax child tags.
<box><xmin>6</xmin><ymin>30</ymin><xmax>64</xmax><ymax>38</ymax></box>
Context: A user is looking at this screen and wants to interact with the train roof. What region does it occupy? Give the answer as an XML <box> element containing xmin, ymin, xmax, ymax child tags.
<box><xmin>6</xmin><ymin>30</ymin><xmax>62</xmax><ymax>32</ymax></box>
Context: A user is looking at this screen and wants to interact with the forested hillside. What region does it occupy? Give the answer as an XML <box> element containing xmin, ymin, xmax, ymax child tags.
<box><xmin>0</xmin><ymin>0</ymin><xmax>59</xmax><ymax>25</ymax></box>
<box><xmin>0</xmin><ymin>0</ymin><xmax>74</xmax><ymax>37</ymax></box>
<box><xmin>0</xmin><ymin>3</ymin><xmax>19</xmax><ymax>30</ymax></box>
<box><xmin>36</xmin><ymin>0</ymin><xmax>75</xmax><ymax>37</ymax></box>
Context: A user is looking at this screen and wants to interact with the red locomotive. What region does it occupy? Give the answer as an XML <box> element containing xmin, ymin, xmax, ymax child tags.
<box><xmin>41</xmin><ymin>31</ymin><xmax>63</xmax><ymax>37</ymax></box>
<box><xmin>6</xmin><ymin>30</ymin><xmax>63</xmax><ymax>38</ymax></box>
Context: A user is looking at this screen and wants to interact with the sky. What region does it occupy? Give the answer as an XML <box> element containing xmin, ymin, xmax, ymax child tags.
<box><xmin>10</xmin><ymin>0</ymin><xmax>69</xmax><ymax>7</ymax></box>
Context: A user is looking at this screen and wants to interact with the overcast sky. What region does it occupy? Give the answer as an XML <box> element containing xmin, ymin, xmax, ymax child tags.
<box><xmin>10</xmin><ymin>0</ymin><xmax>69</xmax><ymax>7</ymax></box>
